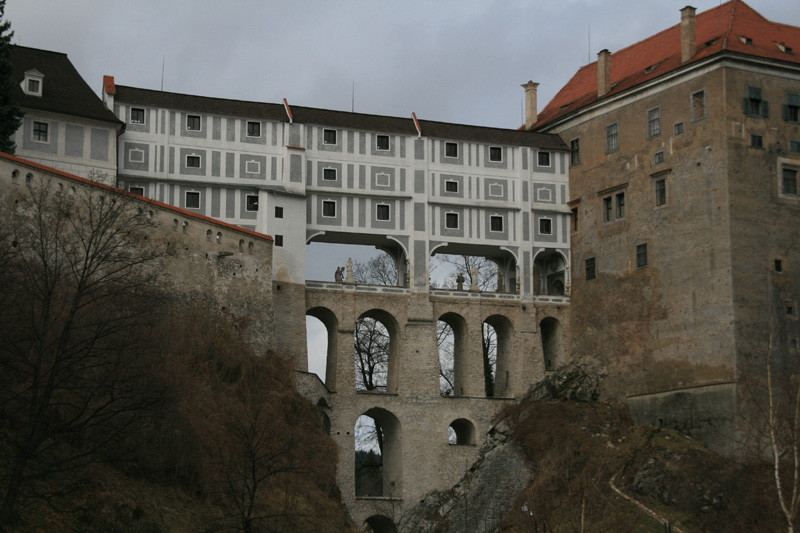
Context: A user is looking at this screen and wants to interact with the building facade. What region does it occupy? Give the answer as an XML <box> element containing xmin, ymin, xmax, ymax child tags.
<box><xmin>531</xmin><ymin>1</ymin><xmax>800</xmax><ymax>454</ymax></box>
<box><xmin>10</xmin><ymin>46</ymin><xmax>122</xmax><ymax>182</ymax></box>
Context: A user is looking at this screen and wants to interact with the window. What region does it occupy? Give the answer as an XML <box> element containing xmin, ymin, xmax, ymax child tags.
<box><xmin>674</xmin><ymin>122</ymin><xmax>684</xmax><ymax>135</ymax></box>
<box><xmin>654</xmin><ymin>151</ymin><xmax>665</xmax><ymax>164</ymax></box>
<box><xmin>784</xmin><ymin>93</ymin><xmax>800</xmax><ymax>123</ymax></box>
<box><xmin>538</xmin><ymin>151</ymin><xmax>551</xmax><ymax>166</ymax></box>
<box><xmin>274</xmin><ymin>235</ymin><xmax>283</xmax><ymax>247</ymax></box>
<box><xmin>444</xmin><ymin>180</ymin><xmax>459</xmax><ymax>193</ymax></box>
<box><xmin>33</xmin><ymin>121</ymin><xmax>48</xmax><ymax>142</ymax></box>
<box><xmin>488</xmin><ymin>183</ymin><xmax>504</xmax><ymax>197</ymax></box>
<box><xmin>490</xmin><ymin>215</ymin><xmax>503</xmax><ymax>232</ymax></box>
<box><xmin>186</xmin><ymin>155</ymin><xmax>201</xmax><ymax>168</ymax></box>
<box><xmin>129</xmin><ymin>186</ymin><xmax>145</xmax><ymax>196</ymax></box>
<box><xmin>275</xmin><ymin>206</ymin><xmax>284</xmax><ymax>218</ymax></box>
<box><xmin>585</xmin><ymin>257</ymin><xmax>596</xmax><ymax>280</ymax></box>
<box><xmin>130</xmin><ymin>108</ymin><xmax>145</xmax><ymax>124</ymax></box>
<box><xmin>692</xmin><ymin>90</ymin><xmax>706</xmax><ymax>120</ymax></box>
<box><xmin>489</xmin><ymin>146</ymin><xmax>502</xmax><ymax>162</ymax></box>
<box><xmin>376</xmin><ymin>135</ymin><xmax>389</xmax><ymax>150</ymax></box>
<box><xmin>655</xmin><ymin>178</ymin><xmax>666</xmax><ymax>206</ymax></box>
<box><xmin>323</xmin><ymin>168</ymin><xmax>337</xmax><ymax>181</ymax></box>
<box><xmin>791</xmin><ymin>140</ymin><xmax>800</xmax><ymax>154</ymax></box>
<box><xmin>323</xmin><ymin>129</ymin><xmax>337</xmax><ymax>145</ymax></box>
<box><xmin>185</xmin><ymin>191</ymin><xmax>200</xmax><ymax>209</ymax></box>
<box><xmin>445</xmin><ymin>212</ymin><xmax>459</xmax><ymax>229</ymax></box>
<box><xmin>186</xmin><ymin>114</ymin><xmax>201</xmax><ymax>131</ymax></box>
<box><xmin>322</xmin><ymin>200</ymin><xmax>336</xmax><ymax>217</ymax></box>
<box><xmin>740</xmin><ymin>36</ymin><xmax>753</xmax><ymax>45</ymax></box>
<box><xmin>603</xmin><ymin>196</ymin><xmax>613</xmax><ymax>222</ymax></box>
<box><xmin>616</xmin><ymin>192</ymin><xmax>625</xmax><ymax>219</ymax></box>
<box><xmin>606</xmin><ymin>123</ymin><xmax>619</xmax><ymax>152</ymax></box>
<box><xmin>744</xmin><ymin>86</ymin><xmax>769</xmax><ymax>117</ymax></box>
<box><xmin>247</xmin><ymin>121</ymin><xmax>261</xmax><ymax>137</ymax></box>
<box><xmin>445</xmin><ymin>142</ymin><xmax>458</xmax><ymax>158</ymax></box>
<box><xmin>636</xmin><ymin>243</ymin><xmax>648</xmax><ymax>268</ymax></box>
<box><xmin>245</xmin><ymin>160</ymin><xmax>261</xmax><ymax>173</ymax></box>
<box><xmin>376</xmin><ymin>204</ymin><xmax>390</xmax><ymax>221</ymax></box>
<box><xmin>648</xmin><ymin>108</ymin><xmax>661</xmax><ymax>137</ymax></box>
<box><xmin>128</xmin><ymin>148</ymin><xmax>145</xmax><ymax>163</ymax></box>
<box><xmin>375</xmin><ymin>173</ymin><xmax>390</xmax><ymax>187</ymax></box>
<box><xmin>570</xmin><ymin>138</ymin><xmax>580</xmax><ymax>165</ymax></box>
<box><xmin>787</xmin><ymin>303</ymin><xmax>796</xmax><ymax>317</ymax></box>
<box><xmin>571</xmin><ymin>207</ymin><xmax>578</xmax><ymax>231</ymax></box>
<box><xmin>27</xmin><ymin>78</ymin><xmax>40</xmax><ymax>94</ymax></box>
<box><xmin>783</xmin><ymin>167</ymin><xmax>798</xmax><ymax>195</ymax></box>
<box><xmin>775</xmin><ymin>259</ymin><xmax>784</xmax><ymax>272</ymax></box>
<box><xmin>539</xmin><ymin>218</ymin><xmax>552</xmax><ymax>235</ymax></box>
<box><xmin>750</xmin><ymin>134</ymin><xmax>764</xmax><ymax>148</ymax></box>
<box><xmin>246</xmin><ymin>194</ymin><xmax>259</xmax><ymax>212</ymax></box>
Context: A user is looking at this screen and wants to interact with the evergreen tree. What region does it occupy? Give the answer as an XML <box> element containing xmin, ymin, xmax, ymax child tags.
<box><xmin>0</xmin><ymin>0</ymin><xmax>21</xmax><ymax>154</ymax></box>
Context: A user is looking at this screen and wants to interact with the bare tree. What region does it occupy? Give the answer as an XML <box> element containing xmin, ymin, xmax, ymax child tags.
<box><xmin>353</xmin><ymin>253</ymin><xmax>398</xmax><ymax>287</ymax></box>
<box><xmin>0</xmin><ymin>183</ymin><xmax>163</xmax><ymax>527</ymax></box>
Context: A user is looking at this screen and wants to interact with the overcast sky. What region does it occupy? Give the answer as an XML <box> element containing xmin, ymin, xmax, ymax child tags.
<box><xmin>11</xmin><ymin>0</ymin><xmax>799</xmax><ymax>379</ymax></box>
<box><xmin>10</xmin><ymin>1</ymin><xmax>800</xmax><ymax>130</ymax></box>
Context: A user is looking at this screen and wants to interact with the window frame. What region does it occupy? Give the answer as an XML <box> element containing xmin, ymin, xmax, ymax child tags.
<box><xmin>539</xmin><ymin>217</ymin><xmax>552</xmax><ymax>235</ymax></box>
<box><xmin>245</xmin><ymin>194</ymin><xmax>259</xmax><ymax>212</ymax></box>
<box><xmin>322</xmin><ymin>167</ymin><xmax>337</xmax><ymax>181</ymax></box>
<box><xmin>585</xmin><ymin>257</ymin><xmax>596</xmax><ymax>281</ymax></box>
<box><xmin>674</xmin><ymin>122</ymin><xmax>684</xmax><ymax>135</ymax></box>
<box><xmin>782</xmin><ymin>166</ymin><xmax>798</xmax><ymax>196</ymax></box>
<box><xmin>784</xmin><ymin>92</ymin><xmax>800</xmax><ymax>123</ymax></box>
<box><xmin>185</xmin><ymin>191</ymin><xmax>201</xmax><ymax>210</ymax></box>
<box><xmin>128</xmin><ymin>186</ymin><xmax>145</xmax><ymax>196</ymax></box>
<box><xmin>636</xmin><ymin>243</ymin><xmax>648</xmax><ymax>268</ymax></box>
<box><xmin>655</xmin><ymin>177</ymin><xmax>667</xmax><ymax>206</ymax></box>
<box><xmin>246</xmin><ymin>121</ymin><xmax>261</xmax><ymax>138</ymax></box>
<box><xmin>654</xmin><ymin>150</ymin><xmax>665</xmax><ymax>164</ymax></box>
<box><xmin>750</xmin><ymin>134</ymin><xmax>764</xmax><ymax>149</ymax></box>
<box><xmin>186</xmin><ymin>114</ymin><xmax>201</xmax><ymax>131</ymax></box>
<box><xmin>274</xmin><ymin>235</ymin><xmax>284</xmax><ymax>247</ymax></box>
<box><xmin>32</xmin><ymin>121</ymin><xmax>49</xmax><ymax>143</ymax></box>
<box><xmin>445</xmin><ymin>142</ymin><xmax>458</xmax><ymax>158</ymax></box>
<box><xmin>321</xmin><ymin>200</ymin><xmax>337</xmax><ymax>218</ymax></box>
<box><xmin>744</xmin><ymin>85</ymin><xmax>769</xmax><ymax>118</ymax></box>
<box><xmin>691</xmin><ymin>90</ymin><xmax>706</xmax><ymax>121</ymax></box>
<box><xmin>647</xmin><ymin>107</ymin><xmax>661</xmax><ymax>138</ymax></box>
<box><xmin>274</xmin><ymin>206</ymin><xmax>284</xmax><ymax>218</ymax></box>
<box><xmin>186</xmin><ymin>154</ymin><xmax>201</xmax><ymax>168</ymax></box>
<box><xmin>128</xmin><ymin>148</ymin><xmax>145</xmax><ymax>164</ymax></box>
<box><xmin>489</xmin><ymin>146</ymin><xmax>502</xmax><ymax>162</ymax></box>
<box><xmin>323</xmin><ymin>129</ymin><xmax>337</xmax><ymax>145</ymax></box>
<box><xmin>570</xmin><ymin>138</ymin><xmax>580</xmax><ymax>165</ymax></box>
<box><xmin>615</xmin><ymin>192</ymin><xmax>625</xmax><ymax>219</ymax></box>
<box><xmin>606</xmin><ymin>122</ymin><xmax>619</xmax><ymax>152</ymax></box>
<box><xmin>444</xmin><ymin>180</ymin><xmax>459</xmax><ymax>193</ymax></box>
<box><xmin>538</xmin><ymin>151</ymin><xmax>551</xmax><ymax>167</ymax></box>
<box><xmin>489</xmin><ymin>215</ymin><xmax>504</xmax><ymax>232</ymax></box>
<box><xmin>245</xmin><ymin>160</ymin><xmax>261</xmax><ymax>174</ymax></box>
<box><xmin>130</xmin><ymin>107</ymin><xmax>145</xmax><ymax>125</ymax></box>
<box><xmin>445</xmin><ymin>212</ymin><xmax>459</xmax><ymax>229</ymax></box>
<box><xmin>26</xmin><ymin>78</ymin><xmax>41</xmax><ymax>95</ymax></box>
<box><xmin>376</xmin><ymin>134</ymin><xmax>390</xmax><ymax>151</ymax></box>
<box><xmin>376</xmin><ymin>203</ymin><xmax>390</xmax><ymax>221</ymax></box>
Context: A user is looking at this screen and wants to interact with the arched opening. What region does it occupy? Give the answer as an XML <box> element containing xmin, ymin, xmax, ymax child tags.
<box><xmin>354</xmin><ymin>310</ymin><xmax>399</xmax><ymax>393</ymax></box>
<box><xmin>541</xmin><ymin>317</ymin><xmax>563</xmax><ymax>371</ymax></box>
<box><xmin>306</xmin><ymin>233</ymin><xmax>409</xmax><ymax>287</ymax></box>
<box><xmin>354</xmin><ymin>408</ymin><xmax>402</xmax><ymax>498</ymax></box>
<box><xmin>484</xmin><ymin>315</ymin><xmax>513</xmax><ymax>397</ymax></box>
<box><xmin>364</xmin><ymin>514</ymin><xmax>398</xmax><ymax>533</ymax></box>
<box><xmin>448</xmin><ymin>418</ymin><xmax>476</xmax><ymax>445</ymax></box>
<box><xmin>437</xmin><ymin>312</ymin><xmax>467</xmax><ymax>396</ymax></box>
<box><xmin>429</xmin><ymin>247</ymin><xmax>517</xmax><ymax>294</ymax></box>
<box><xmin>307</xmin><ymin>307</ymin><xmax>338</xmax><ymax>390</ymax></box>
<box><xmin>533</xmin><ymin>249</ymin><xmax>568</xmax><ymax>296</ymax></box>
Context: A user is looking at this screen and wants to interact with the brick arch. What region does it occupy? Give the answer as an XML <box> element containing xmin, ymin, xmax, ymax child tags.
<box><xmin>540</xmin><ymin>316</ymin><xmax>564</xmax><ymax>371</ymax></box>
<box><xmin>484</xmin><ymin>314</ymin><xmax>514</xmax><ymax>397</ymax></box>
<box><xmin>437</xmin><ymin>312</ymin><xmax>468</xmax><ymax>396</ymax></box>
<box><xmin>363</xmin><ymin>514</ymin><xmax>397</xmax><ymax>533</ymax></box>
<box><xmin>356</xmin><ymin>309</ymin><xmax>401</xmax><ymax>393</ymax></box>
<box><xmin>448</xmin><ymin>417</ymin><xmax>476</xmax><ymax>445</ymax></box>
<box><xmin>307</xmin><ymin>306</ymin><xmax>338</xmax><ymax>390</ymax></box>
<box><xmin>356</xmin><ymin>407</ymin><xmax>402</xmax><ymax>498</ymax></box>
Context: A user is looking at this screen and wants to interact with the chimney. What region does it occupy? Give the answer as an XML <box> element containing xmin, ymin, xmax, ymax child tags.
<box><xmin>681</xmin><ymin>6</ymin><xmax>697</xmax><ymax>63</ymax></box>
<box><xmin>522</xmin><ymin>81</ymin><xmax>539</xmax><ymax>129</ymax></box>
<box><xmin>597</xmin><ymin>49</ymin><xmax>611</xmax><ymax>97</ymax></box>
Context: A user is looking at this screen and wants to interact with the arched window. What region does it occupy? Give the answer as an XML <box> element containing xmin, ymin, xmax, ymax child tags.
<box><xmin>541</xmin><ymin>317</ymin><xmax>562</xmax><ymax>371</ymax></box>
<box><xmin>437</xmin><ymin>312</ymin><xmax>467</xmax><ymax>396</ymax></box>
<box><xmin>448</xmin><ymin>418</ymin><xmax>476</xmax><ymax>445</ymax></box>
<box><xmin>354</xmin><ymin>310</ymin><xmax>399</xmax><ymax>393</ymax></box>
<box><xmin>354</xmin><ymin>408</ymin><xmax>402</xmax><ymax>498</ymax></box>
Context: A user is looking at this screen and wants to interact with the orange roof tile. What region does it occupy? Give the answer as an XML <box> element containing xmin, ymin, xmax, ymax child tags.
<box><xmin>533</xmin><ymin>0</ymin><xmax>800</xmax><ymax>129</ymax></box>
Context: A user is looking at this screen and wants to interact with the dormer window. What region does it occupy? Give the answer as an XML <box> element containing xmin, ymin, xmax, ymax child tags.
<box><xmin>777</xmin><ymin>42</ymin><xmax>794</xmax><ymax>54</ymax></box>
<box><xmin>740</xmin><ymin>36</ymin><xmax>753</xmax><ymax>46</ymax></box>
<box><xmin>22</xmin><ymin>69</ymin><xmax>44</xmax><ymax>97</ymax></box>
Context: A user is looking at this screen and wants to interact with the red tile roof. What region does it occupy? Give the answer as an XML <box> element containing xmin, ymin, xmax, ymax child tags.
<box><xmin>532</xmin><ymin>0</ymin><xmax>800</xmax><ymax>129</ymax></box>
<box><xmin>0</xmin><ymin>152</ymin><xmax>273</xmax><ymax>242</ymax></box>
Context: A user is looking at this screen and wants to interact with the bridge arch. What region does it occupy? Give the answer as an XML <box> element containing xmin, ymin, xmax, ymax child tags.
<box><xmin>448</xmin><ymin>418</ymin><xmax>476</xmax><ymax>445</ymax></box>
<box><xmin>354</xmin><ymin>408</ymin><xmax>402</xmax><ymax>498</ymax></box>
<box><xmin>355</xmin><ymin>309</ymin><xmax>400</xmax><ymax>393</ymax></box>
<box><xmin>483</xmin><ymin>314</ymin><xmax>513</xmax><ymax>397</ymax></box>
<box><xmin>306</xmin><ymin>306</ymin><xmax>338</xmax><ymax>390</ymax></box>
<box><xmin>540</xmin><ymin>316</ymin><xmax>564</xmax><ymax>371</ymax></box>
<box><xmin>437</xmin><ymin>312</ymin><xmax>468</xmax><ymax>396</ymax></box>
<box><xmin>533</xmin><ymin>249</ymin><xmax>568</xmax><ymax>296</ymax></box>
<box><xmin>363</xmin><ymin>514</ymin><xmax>397</xmax><ymax>533</ymax></box>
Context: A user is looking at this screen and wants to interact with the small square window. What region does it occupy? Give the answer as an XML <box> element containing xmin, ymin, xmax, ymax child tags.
<box><xmin>185</xmin><ymin>191</ymin><xmax>201</xmax><ymax>209</ymax></box>
<box><xmin>636</xmin><ymin>243</ymin><xmax>648</xmax><ymax>268</ymax></box>
<box><xmin>674</xmin><ymin>122</ymin><xmax>684</xmax><ymax>135</ymax></box>
<box><xmin>322</xmin><ymin>200</ymin><xmax>336</xmax><ymax>217</ymax></box>
<box><xmin>27</xmin><ymin>78</ymin><xmax>40</xmax><ymax>94</ymax></box>
<box><xmin>585</xmin><ymin>257</ymin><xmax>596</xmax><ymax>280</ymax></box>
<box><xmin>376</xmin><ymin>204</ymin><xmax>390</xmax><ymax>221</ymax></box>
<box><xmin>129</xmin><ymin>186</ymin><xmax>145</xmax><ymax>196</ymax></box>
<box><xmin>247</xmin><ymin>121</ymin><xmax>261</xmax><ymax>137</ymax></box>
<box><xmin>490</xmin><ymin>215</ymin><xmax>503</xmax><ymax>232</ymax></box>
<box><xmin>775</xmin><ymin>259</ymin><xmax>784</xmax><ymax>272</ymax></box>
<box><xmin>538</xmin><ymin>151</ymin><xmax>551</xmax><ymax>166</ymax></box>
<box><xmin>445</xmin><ymin>180</ymin><xmax>459</xmax><ymax>193</ymax></box>
<box><xmin>750</xmin><ymin>134</ymin><xmax>764</xmax><ymax>148</ymax></box>
<box><xmin>570</xmin><ymin>138</ymin><xmax>580</xmax><ymax>165</ymax></box>
<box><xmin>654</xmin><ymin>151</ymin><xmax>665</xmax><ymax>164</ymax></box>
<box><xmin>539</xmin><ymin>218</ymin><xmax>552</xmax><ymax>235</ymax></box>
<box><xmin>376</xmin><ymin>135</ymin><xmax>389</xmax><ymax>150</ymax></box>
<box><xmin>648</xmin><ymin>108</ymin><xmax>661</xmax><ymax>137</ymax></box>
<box><xmin>275</xmin><ymin>206</ymin><xmax>284</xmax><ymax>218</ymax></box>
<box><xmin>489</xmin><ymin>146</ymin><xmax>502</xmax><ymax>162</ymax></box>
<box><xmin>186</xmin><ymin>155</ymin><xmax>201</xmax><ymax>168</ymax></box>
<box><xmin>606</xmin><ymin>123</ymin><xmax>619</xmax><ymax>152</ymax></box>
<box><xmin>130</xmin><ymin>108</ymin><xmax>145</xmax><ymax>124</ymax></box>
<box><xmin>445</xmin><ymin>142</ymin><xmax>458</xmax><ymax>158</ymax></box>
<box><xmin>323</xmin><ymin>168</ymin><xmax>337</xmax><ymax>181</ymax></box>
<box><xmin>274</xmin><ymin>235</ymin><xmax>284</xmax><ymax>247</ymax></box>
<box><xmin>186</xmin><ymin>115</ymin><xmax>201</xmax><ymax>131</ymax></box>
<box><xmin>33</xmin><ymin>121</ymin><xmax>48</xmax><ymax>142</ymax></box>
<box><xmin>246</xmin><ymin>194</ymin><xmax>259</xmax><ymax>212</ymax></box>
<box><xmin>323</xmin><ymin>129</ymin><xmax>337</xmax><ymax>145</ymax></box>
<box><xmin>782</xmin><ymin>167</ymin><xmax>798</xmax><ymax>195</ymax></box>
<box><xmin>655</xmin><ymin>178</ymin><xmax>666</xmax><ymax>206</ymax></box>
<box><xmin>445</xmin><ymin>212</ymin><xmax>459</xmax><ymax>229</ymax></box>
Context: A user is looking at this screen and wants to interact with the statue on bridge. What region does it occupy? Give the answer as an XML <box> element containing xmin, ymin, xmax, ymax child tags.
<box><xmin>345</xmin><ymin>257</ymin><xmax>355</xmax><ymax>284</ymax></box>
<box><xmin>334</xmin><ymin>266</ymin><xmax>344</xmax><ymax>283</ymax></box>
<box><xmin>456</xmin><ymin>273</ymin><xmax>465</xmax><ymax>291</ymax></box>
